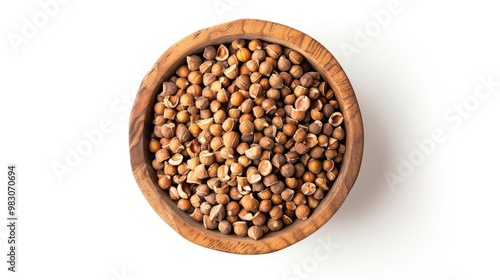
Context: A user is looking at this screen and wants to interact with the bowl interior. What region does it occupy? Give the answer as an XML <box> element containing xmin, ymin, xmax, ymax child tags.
<box><xmin>129</xmin><ymin>19</ymin><xmax>363</xmax><ymax>254</ymax></box>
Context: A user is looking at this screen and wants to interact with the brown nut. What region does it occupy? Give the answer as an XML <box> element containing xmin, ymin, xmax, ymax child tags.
<box><xmin>247</xmin><ymin>225</ymin><xmax>264</xmax><ymax>240</ymax></box>
<box><xmin>233</xmin><ymin>221</ymin><xmax>248</xmax><ymax>237</ymax></box>
<box><xmin>218</xmin><ymin>220</ymin><xmax>232</xmax><ymax>235</ymax></box>
<box><xmin>240</xmin><ymin>194</ymin><xmax>259</xmax><ymax>211</ymax></box>
<box><xmin>267</xmin><ymin>218</ymin><xmax>283</xmax><ymax>232</ymax></box>
<box><xmin>222</xmin><ymin>131</ymin><xmax>240</xmax><ymax>149</ymax></box>
<box><xmin>203</xmin><ymin>214</ymin><xmax>218</xmax><ymax>230</ymax></box>
<box><xmin>209</xmin><ymin>204</ymin><xmax>226</xmax><ymax>222</ymax></box>
<box><xmin>295</xmin><ymin>204</ymin><xmax>311</xmax><ymax>220</ymax></box>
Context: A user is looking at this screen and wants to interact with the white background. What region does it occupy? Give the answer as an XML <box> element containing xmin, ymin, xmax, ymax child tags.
<box><xmin>1</xmin><ymin>0</ymin><xmax>499</xmax><ymax>279</ymax></box>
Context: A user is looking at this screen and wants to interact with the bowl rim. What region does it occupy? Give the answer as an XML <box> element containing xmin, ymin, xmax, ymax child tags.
<box><xmin>129</xmin><ymin>18</ymin><xmax>364</xmax><ymax>254</ymax></box>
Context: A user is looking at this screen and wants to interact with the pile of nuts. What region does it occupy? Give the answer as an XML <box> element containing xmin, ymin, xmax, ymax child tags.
<box><xmin>149</xmin><ymin>39</ymin><xmax>345</xmax><ymax>240</ymax></box>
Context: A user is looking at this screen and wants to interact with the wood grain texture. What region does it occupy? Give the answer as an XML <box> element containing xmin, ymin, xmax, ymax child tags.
<box><xmin>129</xmin><ymin>19</ymin><xmax>364</xmax><ymax>254</ymax></box>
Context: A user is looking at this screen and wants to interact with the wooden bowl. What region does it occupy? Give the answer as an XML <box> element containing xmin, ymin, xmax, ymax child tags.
<box><xmin>129</xmin><ymin>19</ymin><xmax>363</xmax><ymax>254</ymax></box>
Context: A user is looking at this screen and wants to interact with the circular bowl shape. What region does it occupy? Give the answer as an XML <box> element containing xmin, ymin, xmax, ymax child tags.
<box><xmin>129</xmin><ymin>19</ymin><xmax>363</xmax><ymax>254</ymax></box>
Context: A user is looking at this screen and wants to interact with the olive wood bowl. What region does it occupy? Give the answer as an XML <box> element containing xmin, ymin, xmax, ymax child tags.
<box><xmin>129</xmin><ymin>19</ymin><xmax>363</xmax><ymax>254</ymax></box>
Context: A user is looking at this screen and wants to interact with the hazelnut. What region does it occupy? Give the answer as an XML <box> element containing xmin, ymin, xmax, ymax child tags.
<box><xmin>257</xmin><ymin>188</ymin><xmax>272</xmax><ymax>200</ymax></box>
<box><xmin>176</xmin><ymin>124</ymin><xmax>190</xmax><ymax>143</ymax></box>
<box><xmin>295</xmin><ymin>95</ymin><xmax>311</xmax><ymax>111</ymax></box>
<box><xmin>155</xmin><ymin>148</ymin><xmax>169</xmax><ymax>162</ymax></box>
<box><xmin>259</xmin><ymin>136</ymin><xmax>275</xmax><ymax>150</ymax></box>
<box><xmin>203</xmin><ymin>214</ymin><xmax>218</xmax><ymax>230</ymax></box>
<box><xmin>269</xmin><ymin>205</ymin><xmax>284</xmax><ymax>219</ymax></box>
<box><xmin>199</xmin><ymin>61</ymin><xmax>213</xmax><ymax>74</ymax></box>
<box><xmin>203</xmin><ymin>45</ymin><xmax>216</xmax><ymax>60</ymax></box>
<box><xmin>295</xmin><ymin>204</ymin><xmax>311</xmax><ymax>220</ymax></box>
<box><xmin>230</xmin><ymin>91</ymin><xmax>245</xmax><ymax>107</ymax></box>
<box><xmin>169</xmin><ymin>187</ymin><xmax>180</xmax><ymax>200</ymax></box>
<box><xmin>309</xmin><ymin>146</ymin><xmax>325</xmax><ymax>159</ymax></box>
<box><xmin>269</xmin><ymin>73</ymin><xmax>284</xmax><ymax>89</ymax></box>
<box><xmin>194</xmin><ymin>164</ymin><xmax>208</xmax><ymax>179</ymax></box>
<box><xmin>245</xmin><ymin>146</ymin><xmax>262</xmax><ymax>160</ymax></box>
<box><xmin>215</xmin><ymin>44</ymin><xmax>229</xmax><ymax>61</ymax></box>
<box><xmin>216</xmin><ymin>193</ymin><xmax>230</xmax><ymax>205</ymax></box>
<box><xmin>236</xmin><ymin>48</ymin><xmax>251</xmax><ymax>62</ymax></box>
<box><xmin>271</xmin><ymin>153</ymin><xmax>286</xmax><ymax>169</ymax></box>
<box><xmin>248</xmin><ymin>225</ymin><xmax>264</xmax><ymax>240</ymax></box>
<box><xmin>258</xmin><ymin>160</ymin><xmax>273</xmax><ymax>176</ymax></box>
<box><xmin>281</xmin><ymin>188</ymin><xmax>295</xmax><ymax>201</ymax></box>
<box><xmin>258</xmin><ymin>61</ymin><xmax>273</xmax><ymax>76</ymax></box>
<box><xmin>239</xmin><ymin>120</ymin><xmax>254</xmax><ymax>135</ymax></box>
<box><xmin>209</xmin><ymin>204</ymin><xmax>226</xmax><ymax>222</ymax></box>
<box><xmin>248</xmin><ymin>39</ymin><xmax>262</xmax><ymax>51</ymax></box>
<box><xmin>328</xmin><ymin>112</ymin><xmax>344</xmax><ymax>127</ymax></box>
<box><xmin>263</xmin><ymin>174</ymin><xmax>278</xmax><ymax>187</ymax></box>
<box><xmin>229</xmin><ymin>186</ymin><xmax>244</xmax><ymax>201</ymax></box>
<box><xmin>235</xmin><ymin>75</ymin><xmax>251</xmax><ymax>90</ymax></box>
<box><xmin>227</xmin><ymin>215</ymin><xmax>239</xmax><ymax>224</ymax></box>
<box><xmin>196</xmin><ymin>184</ymin><xmax>210</xmax><ymax>197</ymax></box>
<box><xmin>299</xmin><ymin>73</ymin><xmax>314</xmax><ymax>87</ymax></box>
<box><xmin>308</xmin><ymin>120</ymin><xmax>323</xmax><ymax>135</ymax></box>
<box><xmin>230</xmin><ymin>162</ymin><xmax>244</xmax><ymax>176</ymax></box>
<box><xmin>307</xmin><ymin>159</ymin><xmax>323</xmax><ymax>175</ymax></box>
<box><xmin>323</xmin><ymin>160</ymin><xmax>335</xmax><ymax>172</ymax></box>
<box><xmin>154</xmin><ymin>102</ymin><xmax>165</xmax><ymax>115</ymax></box>
<box><xmin>238</xmin><ymin>208</ymin><xmax>254</xmax><ymax>221</ymax></box>
<box><xmin>250</xmin><ymin>72</ymin><xmax>262</xmax><ymax>83</ymax></box>
<box><xmin>210</xmin><ymin>63</ymin><xmax>224</xmax><ymax>77</ymax></box>
<box><xmin>283</xmin><ymin>123</ymin><xmax>297</xmax><ymax>137</ymax></box>
<box><xmin>270</xmin><ymin>181</ymin><xmax>285</xmax><ymax>194</ymax></box>
<box><xmin>265</xmin><ymin>43</ymin><xmax>282</xmax><ymax>59</ymax></box>
<box><xmin>313</xmin><ymin>188</ymin><xmax>325</xmax><ymax>200</ymax></box>
<box><xmin>217</xmin><ymin>165</ymin><xmax>230</xmax><ymax>182</ymax></box>
<box><xmin>282</xmin><ymin>215</ymin><xmax>293</xmax><ymax>226</ymax></box>
<box><xmin>213</xmin><ymin>109</ymin><xmax>226</xmax><ymax>124</ymax></box>
<box><xmin>246</xmin><ymin>59</ymin><xmax>260</xmax><ymax>73</ymax></box>
<box><xmin>158</xmin><ymin>175</ymin><xmax>172</xmax><ymax>190</ymax></box>
<box><xmin>177</xmin><ymin>198</ymin><xmax>191</xmax><ymax>211</ymax></box>
<box><xmin>266</xmin><ymin>88</ymin><xmax>281</xmax><ymax>101</ymax></box>
<box><xmin>289</xmin><ymin>65</ymin><xmax>303</xmax><ymax>79</ymax></box>
<box><xmin>251</xmin><ymin>211</ymin><xmax>267</xmax><ymax>227</ymax></box>
<box><xmin>222</xmin><ymin>131</ymin><xmax>240</xmax><ymax>149</ymax></box>
<box><xmin>285</xmin><ymin>201</ymin><xmax>297</xmax><ymax>212</ymax></box>
<box><xmin>223</xmin><ymin>64</ymin><xmax>239</xmax><ymax>79</ymax></box>
<box><xmin>161</xmin><ymin>81</ymin><xmax>177</xmax><ymax>97</ymax></box>
<box><xmin>252</xmin><ymin>49</ymin><xmax>266</xmax><ymax>62</ymax></box>
<box><xmin>168</xmin><ymin>153</ymin><xmax>183</xmax><ymax>166</ymax></box>
<box><xmin>231</xmin><ymin>38</ymin><xmax>246</xmax><ymax>49</ymax></box>
<box><xmin>280</xmin><ymin>163</ymin><xmax>295</xmax><ymax>177</ymax></box>
<box><xmin>226</xmin><ymin>201</ymin><xmax>241</xmax><ymax>216</ymax></box>
<box><xmin>302</xmin><ymin>171</ymin><xmax>316</xmax><ymax>183</ymax></box>
<box><xmin>190</xmin><ymin>207</ymin><xmax>204</xmax><ymax>222</ymax></box>
<box><xmin>293</xmin><ymin>193</ymin><xmax>307</xmax><ymax>205</ymax></box>
<box><xmin>259</xmin><ymin>199</ymin><xmax>272</xmax><ymax>212</ymax></box>
<box><xmin>333</xmin><ymin>126</ymin><xmax>345</xmax><ymax>140</ymax></box>
<box><xmin>304</xmin><ymin>133</ymin><xmax>318</xmax><ymax>148</ymax></box>
<box><xmin>261</xmin><ymin>99</ymin><xmax>277</xmax><ymax>115</ymax></box>
<box><xmin>267</xmin><ymin>218</ymin><xmax>283</xmax><ymax>232</ymax></box>
<box><xmin>253</xmin><ymin>118</ymin><xmax>269</xmax><ymax>131</ymax></box>
<box><xmin>288</xmin><ymin>50</ymin><xmax>303</xmax><ymax>64</ymax></box>
<box><xmin>301</xmin><ymin>182</ymin><xmax>317</xmax><ymax>196</ymax></box>
<box><xmin>200</xmin><ymin>201</ymin><xmax>212</xmax><ymax>215</ymax></box>
<box><xmin>240</xmin><ymin>193</ymin><xmax>259</xmax><ymax>211</ymax></box>
<box><xmin>218</xmin><ymin>220</ymin><xmax>232</xmax><ymax>235</ymax></box>
<box><xmin>249</xmin><ymin>83</ymin><xmax>263</xmax><ymax>98</ymax></box>
<box><xmin>233</xmin><ymin>221</ymin><xmax>248</xmax><ymax>237</ymax></box>
<box><xmin>278</xmin><ymin>55</ymin><xmax>292</xmax><ymax>71</ymax></box>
